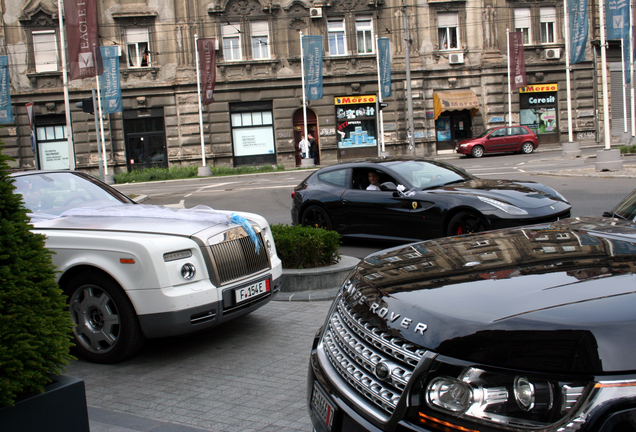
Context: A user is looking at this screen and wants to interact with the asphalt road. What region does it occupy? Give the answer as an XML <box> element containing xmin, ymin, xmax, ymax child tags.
<box><xmin>114</xmin><ymin>147</ymin><xmax>636</xmax><ymax>259</ymax></box>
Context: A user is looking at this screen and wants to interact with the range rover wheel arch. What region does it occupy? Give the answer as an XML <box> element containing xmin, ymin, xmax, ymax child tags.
<box><xmin>62</xmin><ymin>269</ymin><xmax>145</xmax><ymax>364</ymax></box>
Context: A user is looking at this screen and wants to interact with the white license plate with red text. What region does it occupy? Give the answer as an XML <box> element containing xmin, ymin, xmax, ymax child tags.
<box><xmin>311</xmin><ymin>382</ymin><xmax>336</xmax><ymax>430</ymax></box>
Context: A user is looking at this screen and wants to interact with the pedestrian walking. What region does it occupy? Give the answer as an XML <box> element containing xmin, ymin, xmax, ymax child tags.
<box><xmin>308</xmin><ymin>133</ymin><xmax>317</xmax><ymax>164</ymax></box>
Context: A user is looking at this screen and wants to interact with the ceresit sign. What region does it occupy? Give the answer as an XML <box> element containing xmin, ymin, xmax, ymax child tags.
<box><xmin>335</xmin><ymin>95</ymin><xmax>376</xmax><ymax>105</ymax></box>
<box><xmin>519</xmin><ymin>84</ymin><xmax>558</xmax><ymax>93</ymax></box>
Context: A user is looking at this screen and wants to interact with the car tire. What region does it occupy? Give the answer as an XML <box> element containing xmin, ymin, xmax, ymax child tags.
<box><xmin>301</xmin><ymin>205</ymin><xmax>333</xmax><ymax>230</ymax></box>
<box><xmin>65</xmin><ymin>272</ymin><xmax>145</xmax><ymax>364</ymax></box>
<box><xmin>521</xmin><ymin>142</ymin><xmax>535</xmax><ymax>154</ymax></box>
<box><xmin>446</xmin><ymin>211</ymin><xmax>487</xmax><ymax>236</ymax></box>
<box><xmin>471</xmin><ymin>146</ymin><xmax>485</xmax><ymax>158</ymax></box>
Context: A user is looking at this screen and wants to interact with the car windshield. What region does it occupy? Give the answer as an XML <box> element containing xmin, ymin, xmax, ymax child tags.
<box><xmin>12</xmin><ymin>172</ymin><xmax>130</xmax><ymax>217</ymax></box>
<box><xmin>382</xmin><ymin>160</ymin><xmax>473</xmax><ymax>189</ymax></box>
<box><xmin>611</xmin><ymin>189</ymin><xmax>636</xmax><ymax>221</ymax></box>
<box><xmin>477</xmin><ymin>128</ymin><xmax>499</xmax><ymax>138</ymax></box>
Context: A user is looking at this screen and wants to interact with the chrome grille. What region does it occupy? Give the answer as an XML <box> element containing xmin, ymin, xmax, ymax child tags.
<box><xmin>322</xmin><ymin>296</ymin><xmax>427</xmax><ymax>415</ymax></box>
<box><xmin>209</xmin><ymin>231</ymin><xmax>270</xmax><ymax>285</ymax></box>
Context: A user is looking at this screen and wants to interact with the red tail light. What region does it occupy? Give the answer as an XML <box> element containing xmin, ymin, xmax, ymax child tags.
<box><xmin>291</xmin><ymin>191</ymin><xmax>296</xmax><ymax>199</ymax></box>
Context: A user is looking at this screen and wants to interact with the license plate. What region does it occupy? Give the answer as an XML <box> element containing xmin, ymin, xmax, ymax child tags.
<box><xmin>235</xmin><ymin>279</ymin><xmax>269</xmax><ymax>304</ymax></box>
<box><xmin>311</xmin><ymin>382</ymin><xmax>336</xmax><ymax>430</ymax></box>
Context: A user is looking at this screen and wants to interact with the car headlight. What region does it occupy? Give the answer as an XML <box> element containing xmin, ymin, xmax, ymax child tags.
<box><xmin>417</xmin><ymin>360</ymin><xmax>591</xmax><ymax>431</ymax></box>
<box><xmin>478</xmin><ymin>196</ymin><xmax>528</xmax><ymax>215</ymax></box>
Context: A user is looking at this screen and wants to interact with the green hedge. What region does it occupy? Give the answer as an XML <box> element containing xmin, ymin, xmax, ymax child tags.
<box><xmin>0</xmin><ymin>145</ymin><xmax>74</xmax><ymax>407</ymax></box>
<box><xmin>271</xmin><ymin>224</ymin><xmax>341</xmax><ymax>269</ymax></box>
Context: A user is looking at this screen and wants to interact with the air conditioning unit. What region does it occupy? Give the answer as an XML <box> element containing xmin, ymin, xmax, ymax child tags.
<box><xmin>545</xmin><ymin>48</ymin><xmax>561</xmax><ymax>59</ymax></box>
<box><xmin>310</xmin><ymin>7</ymin><xmax>322</xmax><ymax>18</ymax></box>
<box><xmin>449</xmin><ymin>52</ymin><xmax>464</xmax><ymax>64</ymax></box>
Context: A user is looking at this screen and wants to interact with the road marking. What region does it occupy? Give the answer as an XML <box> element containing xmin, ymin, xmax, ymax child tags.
<box><xmin>185</xmin><ymin>182</ymin><xmax>238</xmax><ymax>197</ymax></box>
<box><xmin>164</xmin><ymin>200</ymin><xmax>185</xmax><ymax>208</ymax></box>
<box><xmin>222</xmin><ymin>184</ymin><xmax>298</xmax><ymax>192</ymax></box>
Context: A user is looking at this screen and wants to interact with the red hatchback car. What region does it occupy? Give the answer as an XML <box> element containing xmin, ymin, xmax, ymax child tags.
<box><xmin>455</xmin><ymin>125</ymin><xmax>539</xmax><ymax>158</ymax></box>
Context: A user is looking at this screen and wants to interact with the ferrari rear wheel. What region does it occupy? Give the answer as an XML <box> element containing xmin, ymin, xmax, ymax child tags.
<box><xmin>446</xmin><ymin>211</ymin><xmax>487</xmax><ymax>236</ymax></box>
<box><xmin>471</xmin><ymin>146</ymin><xmax>485</xmax><ymax>158</ymax></box>
<box><xmin>301</xmin><ymin>205</ymin><xmax>333</xmax><ymax>230</ymax></box>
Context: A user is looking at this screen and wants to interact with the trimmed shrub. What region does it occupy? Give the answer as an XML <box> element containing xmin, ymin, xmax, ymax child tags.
<box><xmin>0</xmin><ymin>146</ymin><xmax>74</xmax><ymax>407</ymax></box>
<box><xmin>271</xmin><ymin>224</ymin><xmax>341</xmax><ymax>269</ymax></box>
<box><xmin>619</xmin><ymin>144</ymin><xmax>636</xmax><ymax>154</ymax></box>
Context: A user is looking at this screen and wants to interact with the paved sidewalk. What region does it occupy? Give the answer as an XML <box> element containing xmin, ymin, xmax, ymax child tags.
<box><xmin>69</xmin><ymin>300</ymin><xmax>332</xmax><ymax>432</ymax></box>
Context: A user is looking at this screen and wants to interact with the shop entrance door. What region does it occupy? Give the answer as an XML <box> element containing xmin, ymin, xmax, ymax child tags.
<box><xmin>436</xmin><ymin>110</ymin><xmax>472</xmax><ymax>151</ymax></box>
<box><xmin>124</xmin><ymin>109</ymin><xmax>167</xmax><ymax>172</ymax></box>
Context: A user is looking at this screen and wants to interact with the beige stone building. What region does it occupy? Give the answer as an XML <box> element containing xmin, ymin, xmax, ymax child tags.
<box><xmin>0</xmin><ymin>0</ymin><xmax>609</xmax><ymax>175</ymax></box>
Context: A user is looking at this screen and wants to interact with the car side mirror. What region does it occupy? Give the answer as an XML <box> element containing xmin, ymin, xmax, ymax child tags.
<box><xmin>602</xmin><ymin>211</ymin><xmax>614</xmax><ymax>217</ymax></box>
<box><xmin>380</xmin><ymin>182</ymin><xmax>397</xmax><ymax>191</ymax></box>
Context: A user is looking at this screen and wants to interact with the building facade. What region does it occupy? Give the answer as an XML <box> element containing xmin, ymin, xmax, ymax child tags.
<box><xmin>0</xmin><ymin>0</ymin><xmax>610</xmax><ymax>174</ymax></box>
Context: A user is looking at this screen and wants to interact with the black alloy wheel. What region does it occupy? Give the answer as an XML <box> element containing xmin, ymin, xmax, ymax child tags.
<box><xmin>301</xmin><ymin>205</ymin><xmax>333</xmax><ymax>230</ymax></box>
<box><xmin>446</xmin><ymin>211</ymin><xmax>487</xmax><ymax>236</ymax></box>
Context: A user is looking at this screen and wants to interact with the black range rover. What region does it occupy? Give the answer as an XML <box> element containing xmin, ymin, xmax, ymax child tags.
<box><xmin>308</xmin><ymin>217</ymin><xmax>636</xmax><ymax>432</ymax></box>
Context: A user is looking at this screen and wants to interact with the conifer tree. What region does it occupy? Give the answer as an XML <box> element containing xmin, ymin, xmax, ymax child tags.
<box><xmin>0</xmin><ymin>145</ymin><xmax>74</xmax><ymax>407</ymax></box>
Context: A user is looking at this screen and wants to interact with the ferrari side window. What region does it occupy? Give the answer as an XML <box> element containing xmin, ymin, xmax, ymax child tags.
<box><xmin>318</xmin><ymin>169</ymin><xmax>347</xmax><ymax>187</ymax></box>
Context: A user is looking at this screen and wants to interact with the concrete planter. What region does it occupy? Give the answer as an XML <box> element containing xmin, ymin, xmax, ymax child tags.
<box><xmin>0</xmin><ymin>375</ymin><xmax>90</xmax><ymax>432</ymax></box>
<box><xmin>276</xmin><ymin>255</ymin><xmax>360</xmax><ymax>301</ymax></box>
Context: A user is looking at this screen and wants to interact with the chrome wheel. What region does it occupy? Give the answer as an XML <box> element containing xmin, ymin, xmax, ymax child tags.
<box><xmin>66</xmin><ymin>273</ymin><xmax>144</xmax><ymax>363</ymax></box>
<box><xmin>70</xmin><ymin>285</ymin><xmax>120</xmax><ymax>354</ymax></box>
<box><xmin>521</xmin><ymin>142</ymin><xmax>534</xmax><ymax>154</ymax></box>
<box><xmin>471</xmin><ymin>146</ymin><xmax>485</xmax><ymax>158</ymax></box>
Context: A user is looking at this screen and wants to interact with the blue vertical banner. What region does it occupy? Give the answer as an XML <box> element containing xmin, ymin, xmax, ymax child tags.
<box><xmin>302</xmin><ymin>35</ymin><xmax>323</xmax><ymax>101</ymax></box>
<box><xmin>377</xmin><ymin>38</ymin><xmax>392</xmax><ymax>98</ymax></box>
<box><xmin>0</xmin><ymin>56</ymin><xmax>14</xmax><ymax>124</ymax></box>
<box><xmin>606</xmin><ymin>0</ymin><xmax>630</xmax><ymax>40</ymax></box>
<box><xmin>99</xmin><ymin>46</ymin><xmax>123</xmax><ymax>114</ymax></box>
<box><xmin>569</xmin><ymin>0</ymin><xmax>588</xmax><ymax>64</ymax></box>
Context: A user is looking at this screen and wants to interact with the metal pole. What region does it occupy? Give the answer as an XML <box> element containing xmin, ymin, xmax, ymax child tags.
<box><xmin>599</xmin><ymin>0</ymin><xmax>612</xmax><ymax>149</ymax></box>
<box><xmin>194</xmin><ymin>34</ymin><xmax>207</xmax><ymax>167</ymax></box>
<box><xmin>403</xmin><ymin>0</ymin><xmax>415</xmax><ymax>153</ymax></box>
<box><xmin>631</xmin><ymin>0</ymin><xmax>635</xmax><ymax>136</ymax></box>
<box><xmin>375</xmin><ymin>35</ymin><xmax>386</xmax><ymax>155</ymax></box>
<box><xmin>58</xmin><ymin>0</ymin><xmax>75</xmax><ymax>170</ymax></box>
<box><xmin>622</xmin><ymin>38</ymin><xmax>628</xmax><ymax>133</ymax></box>
<box><xmin>506</xmin><ymin>28</ymin><xmax>512</xmax><ymax>126</ymax></box>
<box><xmin>564</xmin><ymin>0</ymin><xmax>574</xmax><ymax>142</ymax></box>
<box><xmin>95</xmin><ymin>73</ymin><xmax>108</xmax><ymax>176</ymax></box>
<box><xmin>300</xmin><ymin>31</ymin><xmax>309</xmax><ymax>146</ymax></box>
<box><xmin>92</xmin><ymin>89</ymin><xmax>103</xmax><ymax>181</ymax></box>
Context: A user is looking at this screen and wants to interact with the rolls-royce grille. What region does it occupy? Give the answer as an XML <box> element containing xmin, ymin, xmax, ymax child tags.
<box><xmin>322</xmin><ymin>296</ymin><xmax>427</xmax><ymax>415</ymax></box>
<box><xmin>209</xmin><ymin>232</ymin><xmax>270</xmax><ymax>285</ymax></box>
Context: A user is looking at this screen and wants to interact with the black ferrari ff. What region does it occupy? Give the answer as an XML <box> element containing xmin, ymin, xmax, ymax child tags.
<box><xmin>291</xmin><ymin>157</ymin><xmax>571</xmax><ymax>241</ymax></box>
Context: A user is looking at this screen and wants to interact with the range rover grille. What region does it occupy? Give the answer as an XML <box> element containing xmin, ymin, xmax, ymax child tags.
<box><xmin>209</xmin><ymin>232</ymin><xmax>270</xmax><ymax>285</ymax></box>
<box><xmin>322</xmin><ymin>296</ymin><xmax>427</xmax><ymax>415</ymax></box>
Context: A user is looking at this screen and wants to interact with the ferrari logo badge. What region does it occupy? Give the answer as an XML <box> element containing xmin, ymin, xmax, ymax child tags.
<box><xmin>412</xmin><ymin>202</ymin><xmax>418</xmax><ymax>209</ymax></box>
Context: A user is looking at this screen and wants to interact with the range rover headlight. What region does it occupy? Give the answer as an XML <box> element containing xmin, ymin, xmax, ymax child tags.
<box><xmin>418</xmin><ymin>361</ymin><xmax>590</xmax><ymax>430</ymax></box>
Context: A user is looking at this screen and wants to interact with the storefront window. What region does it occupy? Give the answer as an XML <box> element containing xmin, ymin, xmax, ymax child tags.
<box><xmin>335</xmin><ymin>95</ymin><xmax>377</xmax><ymax>148</ymax></box>
<box><xmin>230</xmin><ymin>102</ymin><xmax>276</xmax><ymax>166</ymax></box>
<box><xmin>519</xmin><ymin>84</ymin><xmax>558</xmax><ymax>135</ymax></box>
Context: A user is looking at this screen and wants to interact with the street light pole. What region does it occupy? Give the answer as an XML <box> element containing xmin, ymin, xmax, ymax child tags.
<box><xmin>403</xmin><ymin>0</ymin><xmax>415</xmax><ymax>155</ymax></box>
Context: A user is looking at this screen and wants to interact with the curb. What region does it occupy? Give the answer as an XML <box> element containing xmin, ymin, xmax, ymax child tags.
<box><xmin>274</xmin><ymin>255</ymin><xmax>360</xmax><ymax>302</ymax></box>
